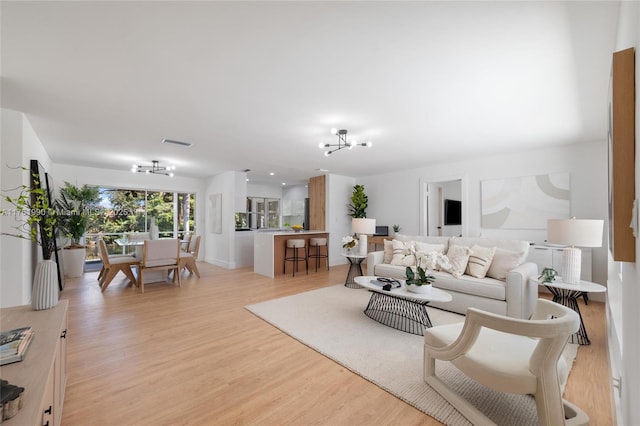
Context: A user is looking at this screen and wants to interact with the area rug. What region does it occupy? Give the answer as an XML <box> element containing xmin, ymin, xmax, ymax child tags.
<box><xmin>245</xmin><ymin>284</ymin><xmax>578</xmax><ymax>426</ymax></box>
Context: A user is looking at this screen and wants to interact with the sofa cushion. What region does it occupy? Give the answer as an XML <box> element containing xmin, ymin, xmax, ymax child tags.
<box><xmin>431</xmin><ymin>271</ymin><xmax>506</xmax><ymax>301</ymax></box>
<box><xmin>487</xmin><ymin>247</ymin><xmax>528</xmax><ymax>280</ymax></box>
<box><xmin>375</xmin><ymin>263</ymin><xmax>409</xmax><ymax>279</ymax></box>
<box><xmin>441</xmin><ymin>245</ymin><xmax>470</xmax><ymax>278</ymax></box>
<box><xmin>466</xmin><ymin>245</ymin><xmax>496</xmax><ymax>278</ymax></box>
<box><xmin>390</xmin><ymin>240</ymin><xmax>415</xmax><ymax>266</ymax></box>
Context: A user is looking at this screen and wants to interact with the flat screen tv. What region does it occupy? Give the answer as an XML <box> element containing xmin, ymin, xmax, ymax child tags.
<box><xmin>444</xmin><ymin>199</ymin><xmax>462</xmax><ymax>225</ymax></box>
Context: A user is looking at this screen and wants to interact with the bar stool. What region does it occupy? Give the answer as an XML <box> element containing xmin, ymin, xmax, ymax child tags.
<box><xmin>308</xmin><ymin>237</ymin><xmax>329</xmax><ymax>272</ymax></box>
<box><xmin>283</xmin><ymin>239</ymin><xmax>308</xmax><ymax>276</ymax></box>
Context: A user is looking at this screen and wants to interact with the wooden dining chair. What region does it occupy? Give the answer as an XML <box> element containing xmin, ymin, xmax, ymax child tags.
<box><xmin>178</xmin><ymin>235</ymin><xmax>201</xmax><ymax>278</ymax></box>
<box><xmin>98</xmin><ymin>239</ymin><xmax>140</xmax><ymax>292</ymax></box>
<box><xmin>139</xmin><ymin>239</ymin><xmax>181</xmax><ymax>293</ymax></box>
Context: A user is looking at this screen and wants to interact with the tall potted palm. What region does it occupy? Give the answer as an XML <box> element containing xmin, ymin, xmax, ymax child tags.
<box><xmin>56</xmin><ymin>182</ymin><xmax>100</xmax><ymax>278</ymax></box>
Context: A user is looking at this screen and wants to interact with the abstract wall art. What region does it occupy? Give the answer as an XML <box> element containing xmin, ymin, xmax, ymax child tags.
<box><xmin>481</xmin><ymin>173</ymin><xmax>570</xmax><ymax>229</ymax></box>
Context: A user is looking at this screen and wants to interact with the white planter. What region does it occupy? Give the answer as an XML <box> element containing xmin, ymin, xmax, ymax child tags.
<box><xmin>63</xmin><ymin>247</ymin><xmax>85</xmax><ymax>278</ymax></box>
<box><xmin>32</xmin><ymin>259</ymin><xmax>59</xmax><ymax>310</ymax></box>
<box><xmin>406</xmin><ymin>284</ymin><xmax>431</xmax><ymax>294</ymax></box>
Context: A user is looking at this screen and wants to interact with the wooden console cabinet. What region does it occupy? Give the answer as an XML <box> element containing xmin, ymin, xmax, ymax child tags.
<box><xmin>0</xmin><ymin>300</ymin><xmax>68</xmax><ymax>426</ymax></box>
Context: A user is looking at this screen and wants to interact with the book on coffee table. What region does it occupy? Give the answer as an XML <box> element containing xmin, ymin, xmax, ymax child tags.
<box><xmin>369</xmin><ymin>278</ymin><xmax>401</xmax><ymax>289</ymax></box>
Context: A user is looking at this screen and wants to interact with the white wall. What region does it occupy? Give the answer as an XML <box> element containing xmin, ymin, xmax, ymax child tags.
<box><xmin>326</xmin><ymin>174</ymin><xmax>356</xmax><ymax>266</ymax></box>
<box><xmin>360</xmin><ymin>141</ymin><xmax>608</xmax><ymax>284</ymax></box>
<box><xmin>205</xmin><ymin>171</ymin><xmax>237</xmax><ymax>268</ymax></box>
<box><xmin>613</xmin><ymin>2</ymin><xmax>640</xmax><ymax>424</ymax></box>
<box><xmin>1</xmin><ymin>109</ymin><xmax>53</xmax><ymax>307</ymax></box>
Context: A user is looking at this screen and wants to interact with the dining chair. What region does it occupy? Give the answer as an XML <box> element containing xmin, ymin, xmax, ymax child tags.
<box><xmin>139</xmin><ymin>239</ymin><xmax>181</xmax><ymax>293</ymax></box>
<box><xmin>97</xmin><ymin>239</ymin><xmax>140</xmax><ymax>292</ymax></box>
<box><xmin>178</xmin><ymin>235</ymin><xmax>201</xmax><ymax>278</ymax></box>
<box><xmin>181</xmin><ymin>233</ymin><xmax>192</xmax><ymax>252</ymax></box>
<box><xmin>423</xmin><ymin>298</ymin><xmax>588</xmax><ymax>426</ymax></box>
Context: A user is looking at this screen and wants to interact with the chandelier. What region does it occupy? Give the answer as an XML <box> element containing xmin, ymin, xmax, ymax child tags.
<box><xmin>319</xmin><ymin>128</ymin><xmax>372</xmax><ymax>156</ymax></box>
<box><xmin>131</xmin><ymin>160</ymin><xmax>175</xmax><ymax>177</ymax></box>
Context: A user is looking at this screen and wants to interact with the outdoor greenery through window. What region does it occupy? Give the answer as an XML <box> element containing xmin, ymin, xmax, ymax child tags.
<box><xmin>85</xmin><ymin>188</ymin><xmax>195</xmax><ymax>262</ymax></box>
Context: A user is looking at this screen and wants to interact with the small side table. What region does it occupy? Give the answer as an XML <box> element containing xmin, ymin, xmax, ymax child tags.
<box><xmin>341</xmin><ymin>253</ymin><xmax>368</xmax><ymax>288</ymax></box>
<box><xmin>532</xmin><ymin>277</ymin><xmax>606</xmax><ymax>345</ymax></box>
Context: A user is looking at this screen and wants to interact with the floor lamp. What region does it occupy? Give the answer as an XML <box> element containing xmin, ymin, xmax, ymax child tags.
<box><xmin>547</xmin><ymin>218</ymin><xmax>603</xmax><ymax>284</ymax></box>
<box><xmin>352</xmin><ymin>218</ymin><xmax>376</xmax><ymax>256</ymax></box>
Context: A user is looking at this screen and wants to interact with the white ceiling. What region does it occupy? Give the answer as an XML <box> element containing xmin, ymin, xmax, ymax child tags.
<box><xmin>1</xmin><ymin>1</ymin><xmax>619</xmax><ymax>185</ymax></box>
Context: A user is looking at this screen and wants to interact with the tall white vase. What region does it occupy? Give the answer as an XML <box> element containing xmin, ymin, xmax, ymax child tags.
<box><xmin>32</xmin><ymin>259</ymin><xmax>59</xmax><ymax>310</ymax></box>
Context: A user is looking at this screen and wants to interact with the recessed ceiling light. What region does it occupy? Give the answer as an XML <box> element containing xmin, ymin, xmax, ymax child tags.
<box><xmin>282</xmin><ymin>182</ymin><xmax>286</xmax><ymax>186</ymax></box>
<box><xmin>162</xmin><ymin>138</ymin><xmax>192</xmax><ymax>147</ymax></box>
<box><xmin>269</xmin><ymin>172</ymin><xmax>275</xmax><ymax>176</ymax></box>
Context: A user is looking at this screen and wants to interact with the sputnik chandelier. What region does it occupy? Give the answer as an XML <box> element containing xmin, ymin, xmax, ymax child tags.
<box><xmin>319</xmin><ymin>128</ymin><xmax>372</xmax><ymax>156</ymax></box>
<box><xmin>131</xmin><ymin>160</ymin><xmax>175</xmax><ymax>177</ymax></box>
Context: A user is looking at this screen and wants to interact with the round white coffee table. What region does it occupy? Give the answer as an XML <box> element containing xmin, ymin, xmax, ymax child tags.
<box><xmin>354</xmin><ymin>275</ymin><xmax>453</xmax><ymax>335</ymax></box>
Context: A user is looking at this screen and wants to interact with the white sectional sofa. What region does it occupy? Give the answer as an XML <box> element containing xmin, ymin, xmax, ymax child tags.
<box><xmin>366</xmin><ymin>234</ymin><xmax>539</xmax><ymax>319</ymax></box>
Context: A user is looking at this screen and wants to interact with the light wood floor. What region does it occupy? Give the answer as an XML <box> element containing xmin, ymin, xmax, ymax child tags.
<box><xmin>60</xmin><ymin>262</ymin><xmax>614</xmax><ymax>425</ymax></box>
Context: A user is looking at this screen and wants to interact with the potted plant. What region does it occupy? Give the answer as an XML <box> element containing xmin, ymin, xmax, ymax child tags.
<box><xmin>538</xmin><ymin>267</ymin><xmax>558</xmax><ymax>284</ymax></box>
<box><xmin>1</xmin><ymin>167</ymin><xmax>58</xmax><ymax>309</ymax></box>
<box><xmin>55</xmin><ymin>182</ymin><xmax>100</xmax><ymax>278</ymax></box>
<box><xmin>403</xmin><ymin>245</ymin><xmax>447</xmax><ymax>293</ymax></box>
<box><xmin>347</xmin><ymin>184</ymin><xmax>368</xmax><ymax>218</ymax></box>
<box><xmin>392</xmin><ymin>224</ymin><xmax>401</xmax><ymax>236</ymax></box>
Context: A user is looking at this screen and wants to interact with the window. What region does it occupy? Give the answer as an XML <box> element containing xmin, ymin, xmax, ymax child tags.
<box><xmin>85</xmin><ymin>187</ymin><xmax>195</xmax><ymax>260</ymax></box>
<box><xmin>237</xmin><ymin>197</ymin><xmax>280</xmax><ymax>230</ymax></box>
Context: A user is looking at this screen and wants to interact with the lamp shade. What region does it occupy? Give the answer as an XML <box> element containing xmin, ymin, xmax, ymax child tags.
<box><xmin>547</xmin><ymin>219</ymin><xmax>604</xmax><ymax>247</ymax></box>
<box><xmin>352</xmin><ymin>218</ymin><xmax>376</xmax><ymax>235</ymax></box>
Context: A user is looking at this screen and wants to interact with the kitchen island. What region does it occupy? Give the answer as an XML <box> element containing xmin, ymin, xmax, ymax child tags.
<box><xmin>254</xmin><ymin>230</ymin><xmax>329</xmax><ymax>278</ymax></box>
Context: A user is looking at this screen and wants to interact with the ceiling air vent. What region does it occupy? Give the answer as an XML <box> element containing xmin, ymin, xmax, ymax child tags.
<box><xmin>162</xmin><ymin>138</ymin><xmax>192</xmax><ymax>147</ymax></box>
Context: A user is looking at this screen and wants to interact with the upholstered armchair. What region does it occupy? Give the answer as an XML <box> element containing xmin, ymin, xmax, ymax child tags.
<box><xmin>139</xmin><ymin>239</ymin><xmax>181</xmax><ymax>293</ymax></box>
<box><xmin>423</xmin><ymin>299</ymin><xmax>589</xmax><ymax>426</ymax></box>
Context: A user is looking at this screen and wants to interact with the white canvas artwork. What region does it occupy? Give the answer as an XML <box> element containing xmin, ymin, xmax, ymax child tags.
<box><xmin>481</xmin><ymin>173</ymin><xmax>570</xmax><ymax>229</ymax></box>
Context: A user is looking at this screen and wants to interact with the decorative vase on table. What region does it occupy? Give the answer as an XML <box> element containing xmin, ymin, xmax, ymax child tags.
<box><xmin>406</xmin><ymin>283</ymin><xmax>431</xmax><ymax>294</ymax></box>
<box><xmin>405</xmin><ymin>265</ymin><xmax>435</xmax><ymax>294</ymax></box>
<box><xmin>32</xmin><ymin>260</ymin><xmax>59</xmax><ymax>310</ymax></box>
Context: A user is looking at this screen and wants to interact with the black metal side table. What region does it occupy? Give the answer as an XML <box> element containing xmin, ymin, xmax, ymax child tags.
<box><xmin>532</xmin><ymin>277</ymin><xmax>606</xmax><ymax>345</ymax></box>
<box><xmin>341</xmin><ymin>253</ymin><xmax>367</xmax><ymax>288</ymax></box>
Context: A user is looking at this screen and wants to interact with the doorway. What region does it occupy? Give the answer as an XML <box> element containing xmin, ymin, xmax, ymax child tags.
<box><xmin>419</xmin><ymin>177</ymin><xmax>465</xmax><ymax>237</ymax></box>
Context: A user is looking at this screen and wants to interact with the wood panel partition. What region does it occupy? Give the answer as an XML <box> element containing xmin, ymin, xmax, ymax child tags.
<box><xmin>308</xmin><ymin>175</ymin><xmax>326</xmax><ymax>231</ymax></box>
<box><xmin>610</xmin><ymin>47</ymin><xmax>635</xmax><ymax>262</ymax></box>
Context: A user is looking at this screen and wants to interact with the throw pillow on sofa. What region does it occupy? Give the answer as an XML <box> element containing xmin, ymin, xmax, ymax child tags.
<box><xmin>440</xmin><ymin>245</ymin><xmax>470</xmax><ymax>278</ymax></box>
<box><xmin>390</xmin><ymin>240</ymin><xmax>415</xmax><ymax>266</ymax></box>
<box><xmin>414</xmin><ymin>241</ymin><xmax>446</xmax><ymax>255</ymax></box>
<box><xmin>486</xmin><ymin>247</ymin><xmax>528</xmax><ymax>280</ymax></box>
<box><xmin>466</xmin><ymin>245</ymin><xmax>496</xmax><ymax>278</ymax></box>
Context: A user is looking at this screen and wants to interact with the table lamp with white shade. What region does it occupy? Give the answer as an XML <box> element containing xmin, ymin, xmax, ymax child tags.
<box><xmin>352</xmin><ymin>218</ymin><xmax>376</xmax><ymax>255</ymax></box>
<box><xmin>547</xmin><ymin>218</ymin><xmax>603</xmax><ymax>284</ymax></box>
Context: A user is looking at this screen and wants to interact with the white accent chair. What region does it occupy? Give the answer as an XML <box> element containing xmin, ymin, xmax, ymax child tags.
<box><xmin>139</xmin><ymin>239</ymin><xmax>181</xmax><ymax>293</ymax></box>
<box><xmin>423</xmin><ymin>299</ymin><xmax>589</xmax><ymax>426</ymax></box>
<box><xmin>97</xmin><ymin>239</ymin><xmax>140</xmax><ymax>292</ymax></box>
<box><xmin>178</xmin><ymin>235</ymin><xmax>201</xmax><ymax>278</ymax></box>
